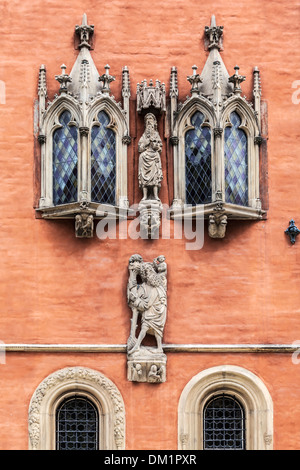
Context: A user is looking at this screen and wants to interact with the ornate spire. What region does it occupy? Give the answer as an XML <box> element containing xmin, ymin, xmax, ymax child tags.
<box><xmin>228</xmin><ymin>65</ymin><xmax>246</xmax><ymax>95</ymax></box>
<box><xmin>170</xmin><ymin>66</ymin><xmax>178</xmax><ymax>99</ymax></box>
<box><xmin>75</xmin><ymin>13</ymin><xmax>94</xmax><ymax>49</ymax></box>
<box><xmin>205</xmin><ymin>15</ymin><xmax>223</xmax><ymax>51</ymax></box>
<box><xmin>38</xmin><ymin>64</ymin><xmax>47</xmax><ymax>98</ymax></box>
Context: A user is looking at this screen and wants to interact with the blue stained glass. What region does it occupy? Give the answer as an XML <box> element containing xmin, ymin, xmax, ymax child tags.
<box><xmin>91</xmin><ymin>111</ymin><xmax>116</xmax><ymax>205</ymax></box>
<box><xmin>53</xmin><ymin>110</ymin><xmax>78</xmax><ymax>205</ymax></box>
<box><xmin>225</xmin><ymin>112</ymin><xmax>248</xmax><ymax>206</ymax></box>
<box><xmin>185</xmin><ymin>111</ymin><xmax>212</xmax><ymax>205</ymax></box>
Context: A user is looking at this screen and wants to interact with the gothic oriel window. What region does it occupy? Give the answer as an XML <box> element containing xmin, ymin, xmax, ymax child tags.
<box><xmin>56</xmin><ymin>396</ymin><xmax>99</xmax><ymax>450</ymax></box>
<box><xmin>36</xmin><ymin>14</ymin><xmax>131</xmax><ymax>238</ymax></box>
<box><xmin>169</xmin><ymin>16</ymin><xmax>266</xmax><ymax>238</ymax></box>
<box><xmin>203</xmin><ymin>394</ymin><xmax>246</xmax><ymax>450</ymax></box>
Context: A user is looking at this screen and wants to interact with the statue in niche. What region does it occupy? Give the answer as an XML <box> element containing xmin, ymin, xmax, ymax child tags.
<box><xmin>127</xmin><ymin>254</ymin><xmax>167</xmax><ymax>383</ymax></box>
<box><xmin>138</xmin><ymin>113</ymin><xmax>163</xmax><ymax>201</ymax></box>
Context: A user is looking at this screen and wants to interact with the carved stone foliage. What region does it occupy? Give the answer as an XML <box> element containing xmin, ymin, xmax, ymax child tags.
<box><xmin>127</xmin><ymin>254</ymin><xmax>167</xmax><ymax>383</ymax></box>
<box><xmin>138</xmin><ymin>113</ymin><xmax>163</xmax><ymax>238</ymax></box>
<box><xmin>75</xmin><ymin>212</ymin><xmax>94</xmax><ymax>238</ymax></box>
<box><xmin>28</xmin><ymin>367</ymin><xmax>125</xmax><ymax>450</ymax></box>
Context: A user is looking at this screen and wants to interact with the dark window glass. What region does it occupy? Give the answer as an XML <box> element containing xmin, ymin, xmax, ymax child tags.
<box><xmin>53</xmin><ymin>110</ymin><xmax>78</xmax><ymax>205</ymax></box>
<box><xmin>185</xmin><ymin>111</ymin><xmax>212</xmax><ymax>205</ymax></box>
<box><xmin>203</xmin><ymin>394</ymin><xmax>246</xmax><ymax>450</ymax></box>
<box><xmin>224</xmin><ymin>111</ymin><xmax>248</xmax><ymax>206</ymax></box>
<box><xmin>91</xmin><ymin>111</ymin><xmax>116</xmax><ymax>204</ymax></box>
<box><xmin>56</xmin><ymin>396</ymin><xmax>99</xmax><ymax>450</ymax></box>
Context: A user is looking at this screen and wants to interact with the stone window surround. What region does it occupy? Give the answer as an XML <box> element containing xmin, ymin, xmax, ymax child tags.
<box><xmin>28</xmin><ymin>366</ymin><xmax>126</xmax><ymax>450</ymax></box>
<box><xmin>178</xmin><ymin>365</ymin><xmax>273</xmax><ymax>450</ymax></box>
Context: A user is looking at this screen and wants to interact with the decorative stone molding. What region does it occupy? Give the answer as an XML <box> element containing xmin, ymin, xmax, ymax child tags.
<box><xmin>178</xmin><ymin>365</ymin><xmax>273</xmax><ymax>450</ymax></box>
<box><xmin>28</xmin><ymin>366</ymin><xmax>125</xmax><ymax>450</ymax></box>
<box><xmin>127</xmin><ymin>254</ymin><xmax>167</xmax><ymax>383</ymax></box>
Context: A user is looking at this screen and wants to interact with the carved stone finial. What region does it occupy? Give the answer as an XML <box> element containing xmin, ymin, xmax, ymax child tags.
<box><xmin>55</xmin><ymin>64</ymin><xmax>72</xmax><ymax>93</ymax></box>
<box><xmin>228</xmin><ymin>65</ymin><xmax>246</xmax><ymax>95</ymax></box>
<box><xmin>187</xmin><ymin>65</ymin><xmax>203</xmax><ymax>96</ymax></box>
<box><xmin>136</xmin><ymin>78</ymin><xmax>166</xmax><ymax>113</ymax></box>
<box><xmin>205</xmin><ymin>15</ymin><xmax>224</xmax><ymax>51</ymax></box>
<box><xmin>127</xmin><ymin>254</ymin><xmax>167</xmax><ymax>383</ymax></box>
<box><xmin>99</xmin><ymin>64</ymin><xmax>115</xmax><ymax>94</ymax></box>
<box><xmin>75</xmin><ymin>13</ymin><xmax>94</xmax><ymax>49</ymax></box>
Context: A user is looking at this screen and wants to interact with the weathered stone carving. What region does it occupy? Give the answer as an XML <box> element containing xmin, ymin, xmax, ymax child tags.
<box><xmin>138</xmin><ymin>113</ymin><xmax>163</xmax><ymax>238</ymax></box>
<box><xmin>127</xmin><ymin>254</ymin><xmax>167</xmax><ymax>383</ymax></box>
<box><xmin>136</xmin><ymin>79</ymin><xmax>166</xmax><ymax>113</ymax></box>
<box><xmin>208</xmin><ymin>213</ymin><xmax>227</xmax><ymax>239</ymax></box>
<box><xmin>75</xmin><ymin>212</ymin><xmax>94</xmax><ymax>238</ymax></box>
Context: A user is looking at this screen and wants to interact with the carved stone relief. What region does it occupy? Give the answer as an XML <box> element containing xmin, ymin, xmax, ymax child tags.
<box><xmin>127</xmin><ymin>254</ymin><xmax>167</xmax><ymax>383</ymax></box>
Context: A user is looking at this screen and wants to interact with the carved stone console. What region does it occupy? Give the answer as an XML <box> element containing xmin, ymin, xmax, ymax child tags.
<box><xmin>127</xmin><ymin>254</ymin><xmax>167</xmax><ymax>383</ymax></box>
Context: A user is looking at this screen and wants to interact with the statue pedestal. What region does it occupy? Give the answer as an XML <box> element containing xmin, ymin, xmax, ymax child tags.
<box><xmin>138</xmin><ymin>199</ymin><xmax>162</xmax><ymax>239</ymax></box>
<box><xmin>127</xmin><ymin>347</ymin><xmax>167</xmax><ymax>383</ymax></box>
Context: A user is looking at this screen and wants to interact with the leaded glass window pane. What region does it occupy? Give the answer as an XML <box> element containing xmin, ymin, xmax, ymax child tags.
<box><xmin>185</xmin><ymin>111</ymin><xmax>212</xmax><ymax>205</ymax></box>
<box><xmin>91</xmin><ymin>111</ymin><xmax>116</xmax><ymax>205</ymax></box>
<box><xmin>224</xmin><ymin>111</ymin><xmax>248</xmax><ymax>206</ymax></box>
<box><xmin>203</xmin><ymin>394</ymin><xmax>246</xmax><ymax>450</ymax></box>
<box><xmin>56</xmin><ymin>397</ymin><xmax>99</xmax><ymax>450</ymax></box>
<box><xmin>53</xmin><ymin>110</ymin><xmax>78</xmax><ymax>205</ymax></box>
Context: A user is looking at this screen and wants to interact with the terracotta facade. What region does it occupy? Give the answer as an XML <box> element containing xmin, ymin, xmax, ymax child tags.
<box><xmin>0</xmin><ymin>0</ymin><xmax>300</xmax><ymax>450</ymax></box>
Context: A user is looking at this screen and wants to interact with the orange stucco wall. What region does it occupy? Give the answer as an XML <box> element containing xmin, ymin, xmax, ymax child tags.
<box><xmin>0</xmin><ymin>0</ymin><xmax>300</xmax><ymax>450</ymax></box>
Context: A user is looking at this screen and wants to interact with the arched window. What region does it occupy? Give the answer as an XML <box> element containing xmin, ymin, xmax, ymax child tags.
<box><xmin>224</xmin><ymin>111</ymin><xmax>248</xmax><ymax>206</ymax></box>
<box><xmin>178</xmin><ymin>365</ymin><xmax>273</xmax><ymax>450</ymax></box>
<box><xmin>91</xmin><ymin>110</ymin><xmax>116</xmax><ymax>205</ymax></box>
<box><xmin>56</xmin><ymin>396</ymin><xmax>99</xmax><ymax>450</ymax></box>
<box><xmin>203</xmin><ymin>394</ymin><xmax>246</xmax><ymax>450</ymax></box>
<box><xmin>53</xmin><ymin>110</ymin><xmax>78</xmax><ymax>206</ymax></box>
<box><xmin>28</xmin><ymin>367</ymin><xmax>125</xmax><ymax>450</ymax></box>
<box><xmin>185</xmin><ymin>111</ymin><xmax>212</xmax><ymax>205</ymax></box>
